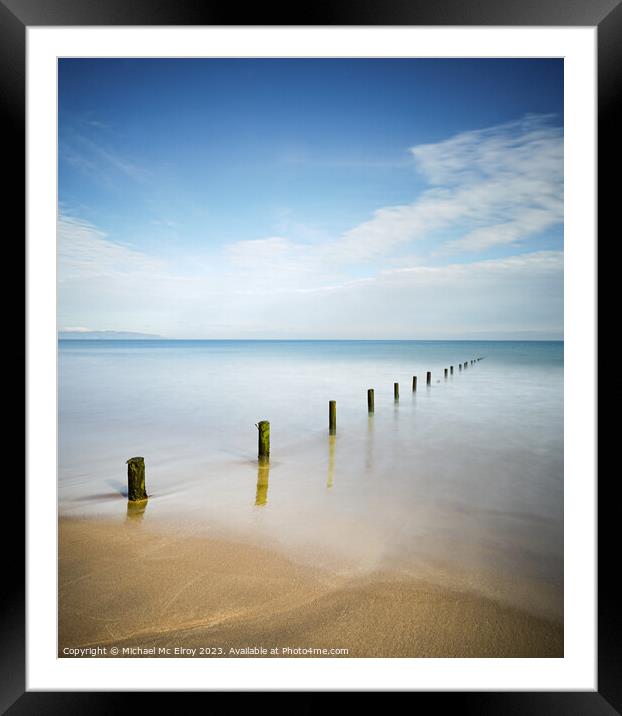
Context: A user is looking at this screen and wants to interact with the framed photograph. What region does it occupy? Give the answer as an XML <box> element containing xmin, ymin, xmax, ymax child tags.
<box><xmin>8</xmin><ymin>0</ymin><xmax>612</xmax><ymax>709</ymax></box>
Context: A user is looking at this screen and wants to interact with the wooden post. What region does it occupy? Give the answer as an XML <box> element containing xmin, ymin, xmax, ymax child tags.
<box><xmin>367</xmin><ymin>388</ymin><xmax>375</xmax><ymax>413</ymax></box>
<box><xmin>426</xmin><ymin>371</ymin><xmax>431</xmax><ymax>386</ymax></box>
<box><xmin>450</xmin><ymin>366</ymin><xmax>454</xmax><ymax>375</ymax></box>
<box><xmin>329</xmin><ymin>400</ymin><xmax>337</xmax><ymax>435</ymax></box>
<box><xmin>464</xmin><ymin>362</ymin><xmax>468</xmax><ymax>369</ymax></box>
<box><xmin>394</xmin><ymin>382</ymin><xmax>399</xmax><ymax>401</ymax></box>
<box><xmin>459</xmin><ymin>364</ymin><xmax>462</xmax><ymax>371</ymax></box>
<box><xmin>127</xmin><ymin>457</ymin><xmax>147</xmax><ymax>502</ymax></box>
<box><xmin>257</xmin><ymin>420</ymin><xmax>270</xmax><ymax>461</ymax></box>
<box><xmin>444</xmin><ymin>368</ymin><xmax>448</xmax><ymax>378</ymax></box>
<box><xmin>412</xmin><ymin>376</ymin><xmax>417</xmax><ymax>391</ymax></box>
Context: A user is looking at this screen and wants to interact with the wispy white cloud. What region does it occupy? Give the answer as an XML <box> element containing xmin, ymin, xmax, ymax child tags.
<box><xmin>58</xmin><ymin>213</ymin><xmax>207</xmax><ymax>334</ymax></box>
<box><xmin>58</xmin><ymin>115</ymin><xmax>564</xmax><ymax>338</ymax></box>
<box><xmin>221</xmin><ymin>235</ymin><xmax>343</xmax><ymax>295</ymax></box>
<box><xmin>60</xmin><ymin>129</ymin><xmax>148</xmax><ymax>183</ymax></box>
<box><xmin>373</xmin><ymin>249</ymin><xmax>563</xmax><ymax>285</ymax></box>
<box><xmin>206</xmin><ymin>116</ymin><xmax>563</xmax><ymax>300</ymax></box>
<box><xmin>225</xmin><ymin>236</ymin><xmax>299</xmax><ymax>268</ymax></box>
<box><xmin>85</xmin><ymin>119</ymin><xmax>110</xmax><ymax>130</ymax></box>
<box><xmin>253</xmin><ymin>250</ymin><xmax>563</xmax><ymax>339</ymax></box>
<box><xmin>410</xmin><ymin>114</ymin><xmax>561</xmax><ymax>185</ymax></box>
<box><xmin>58</xmin><ymin>208</ymin><xmax>563</xmax><ymax>337</ymax></box>
<box><xmin>329</xmin><ymin>114</ymin><xmax>562</xmax><ymax>260</ymax></box>
<box><xmin>58</xmin><ymin>215</ymin><xmax>165</xmax><ymax>281</ymax></box>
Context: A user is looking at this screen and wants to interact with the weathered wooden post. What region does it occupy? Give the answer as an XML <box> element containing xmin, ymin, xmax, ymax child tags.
<box><xmin>426</xmin><ymin>371</ymin><xmax>431</xmax><ymax>386</ymax></box>
<box><xmin>412</xmin><ymin>376</ymin><xmax>417</xmax><ymax>391</ymax></box>
<box><xmin>464</xmin><ymin>362</ymin><xmax>468</xmax><ymax>369</ymax></box>
<box><xmin>394</xmin><ymin>382</ymin><xmax>399</xmax><ymax>401</ymax></box>
<box><xmin>257</xmin><ymin>420</ymin><xmax>270</xmax><ymax>461</ymax></box>
<box><xmin>444</xmin><ymin>368</ymin><xmax>448</xmax><ymax>378</ymax></box>
<box><xmin>127</xmin><ymin>457</ymin><xmax>147</xmax><ymax>502</ymax></box>
<box><xmin>459</xmin><ymin>364</ymin><xmax>462</xmax><ymax>371</ymax></box>
<box><xmin>450</xmin><ymin>366</ymin><xmax>454</xmax><ymax>375</ymax></box>
<box><xmin>329</xmin><ymin>400</ymin><xmax>337</xmax><ymax>435</ymax></box>
<box><xmin>367</xmin><ymin>388</ymin><xmax>375</xmax><ymax>413</ymax></box>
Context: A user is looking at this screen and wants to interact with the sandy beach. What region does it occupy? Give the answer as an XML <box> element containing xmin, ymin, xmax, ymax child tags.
<box><xmin>59</xmin><ymin>517</ymin><xmax>562</xmax><ymax>658</ymax></box>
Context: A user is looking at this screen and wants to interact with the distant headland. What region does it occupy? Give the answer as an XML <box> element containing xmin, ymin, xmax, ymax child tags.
<box><xmin>58</xmin><ymin>330</ymin><xmax>161</xmax><ymax>340</ymax></box>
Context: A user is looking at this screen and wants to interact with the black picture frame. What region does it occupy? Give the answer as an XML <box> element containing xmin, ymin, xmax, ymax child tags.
<box><xmin>6</xmin><ymin>0</ymin><xmax>613</xmax><ymax>711</ymax></box>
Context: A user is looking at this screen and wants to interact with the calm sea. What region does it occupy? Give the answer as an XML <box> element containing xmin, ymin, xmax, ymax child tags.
<box><xmin>59</xmin><ymin>340</ymin><xmax>563</xmax><ymax>619</ymax></box>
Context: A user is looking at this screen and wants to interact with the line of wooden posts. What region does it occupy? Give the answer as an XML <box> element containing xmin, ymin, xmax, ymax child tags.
<box><xmin>126</xmin><ymin>356</ymin><xmax>485</xmax><ymax>502</ymax></box>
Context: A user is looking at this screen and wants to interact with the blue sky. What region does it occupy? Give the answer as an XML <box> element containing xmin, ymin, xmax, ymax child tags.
<box><xmin>58</xmin><ymin>58</ymin><xmax>563</xmax><ymax>339</ymax></box>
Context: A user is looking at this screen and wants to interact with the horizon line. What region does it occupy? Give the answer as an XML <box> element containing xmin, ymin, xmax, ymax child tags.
<box><xmin>57</xmin><ymin>336</ymin><xmax>564</xmax><ymax>342</ymax></box>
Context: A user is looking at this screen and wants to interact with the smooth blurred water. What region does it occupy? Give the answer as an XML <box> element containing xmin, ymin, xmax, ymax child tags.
<box><xmin>59</xmin><ymin>340</ymin><xmax>563</xmax><ymax>618</ymax></box>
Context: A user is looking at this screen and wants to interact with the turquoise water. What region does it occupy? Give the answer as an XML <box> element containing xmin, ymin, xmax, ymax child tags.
<box><xmin>59</xmin><ymin>340</ymin><xmax>563</xmax><ymax>618</ymax></box>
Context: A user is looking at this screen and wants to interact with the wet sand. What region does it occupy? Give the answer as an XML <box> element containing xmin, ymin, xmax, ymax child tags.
<box><xmin>59</xmin><ymin>517</ymin><xmax>562</xmax><ymax>657</ymax></box>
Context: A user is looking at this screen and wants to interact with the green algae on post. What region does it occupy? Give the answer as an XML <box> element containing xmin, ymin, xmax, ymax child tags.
<box><xmin>126</xmin><ymin>456</ymin><xmax>148</xmax><ymax>502</ymax></box>
<box><xmin>329</xmin><ymin>400</ymin><xmax>336</xmax><ymax>435</ymax></box>
<box><xmin>257</xmin><ymin>420</ymin><xmax>270</xmax><ymax>461</ymax></box>
<box><xmin>367</xmin><ymin>388</ymin><xmax>375</xmax><ymax>413</ymax></box>
<box><xmin>394</xmin><ymin>382</ymin><xmax>399</xmax><ymax>401</ymax></box>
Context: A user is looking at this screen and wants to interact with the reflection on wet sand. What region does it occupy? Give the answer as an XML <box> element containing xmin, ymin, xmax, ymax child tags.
<box><xmin>255</xmin><ymin>460</ymin><xmax>270</xmax><ymax>506</ymax></box>
<box><xmin>126</xmin><ymin>499</ymin><xmax>148</xmax><ymax>522</ymax></box>
<box><xmin>327</xmin><ymin>434</ymin><xmax>336</xmax><ymax>488</ymax></box>
<box><xmin>365</xmin><ymin>415</ymin><xmax>374</xmax><ymax>471</ymax></box>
